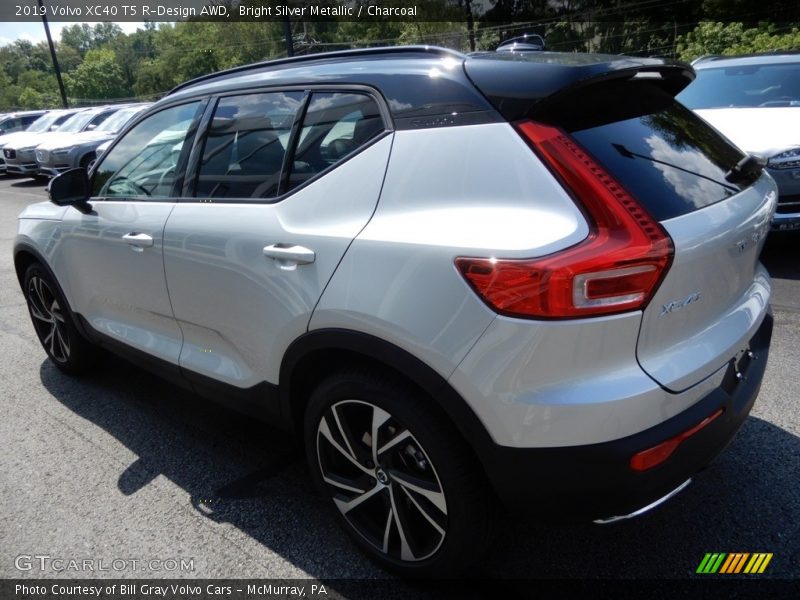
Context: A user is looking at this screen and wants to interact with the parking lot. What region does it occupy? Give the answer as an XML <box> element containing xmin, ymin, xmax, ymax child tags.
<box><xmin>0</xmin><ymin>175</ymin><xmax>798</xmax><ymax>586</ymax></box>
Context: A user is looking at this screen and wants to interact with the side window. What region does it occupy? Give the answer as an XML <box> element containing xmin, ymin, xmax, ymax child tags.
<box><xmin>195</xmin><ymin>92</ymin><xmax>303</xmax><ymax>200</ymax></box>
<box><xmin>2</xmin><ymin>117</ymin><xmax>22</xmax><ymax>133</ymax></box>
<box><xmin>287</xmin><ymin>92</ymin><xmax>384</xmax><ymax>192</ymax></box>
<box><xmin>22</xmin><ymin>115</ymin><xmax>39</xmax><ymax>128</ymax></box>
<box><xmin>87</xmin><ymin>111</ymin><xmax>112</xmax><ymax>130</ymax></box>
<box><xmin>92</xmin><ymin>102</ymin><xmax>202</xmax><ymax>200</ymax></box>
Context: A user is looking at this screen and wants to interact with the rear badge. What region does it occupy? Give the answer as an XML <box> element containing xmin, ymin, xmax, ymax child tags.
<box><xmin>660</xmin><ymin>292</ymin><xmax>701</xmax><ymax>316</ymax></box>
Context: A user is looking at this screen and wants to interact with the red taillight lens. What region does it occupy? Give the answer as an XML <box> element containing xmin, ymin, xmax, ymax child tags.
<box><xmin>629</xmin><ymin>408</ymin><xmax>724</xmax><ymax>472</ymax></box>
<box><xmin>456</xmin><ymin>120</ymin><xmax>674</xmax><ymax>319</ymax></box>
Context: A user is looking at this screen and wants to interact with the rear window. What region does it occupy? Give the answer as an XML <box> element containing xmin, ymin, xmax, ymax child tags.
<box><xmin>534</xmin><ymin>81</ymin><xmax>753</xmax><ymax>221</ymax></box>
<box><xmin>677</xmin><ymin>63</ymin><xmax>800</xmax><ymax>109</ymax></box>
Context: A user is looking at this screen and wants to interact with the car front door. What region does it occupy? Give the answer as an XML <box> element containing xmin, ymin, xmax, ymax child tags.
<box><xmin>54</xmin><ymin>101</ymin><xmax>205</xmax><ymax>370</ymax></box>
<box><xmin>162</xmin><ymin>90</ymin><xmax>391</xmax><ymax>400</ymax></box>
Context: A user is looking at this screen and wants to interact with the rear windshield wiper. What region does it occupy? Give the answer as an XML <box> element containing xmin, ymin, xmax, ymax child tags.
<box><xmin>612</xmin><ymin>143</ymin><xmax>739</xmax><ymax>192</ymax></box>
<box><xmin>724</xmin><ymin>154</ymin><xmax>765</xmax><ymax>184</ymax></box>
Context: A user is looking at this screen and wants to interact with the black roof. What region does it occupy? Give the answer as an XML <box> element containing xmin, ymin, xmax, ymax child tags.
<box><xmin>164</xmin><ymin>46</ymin><xmax>693</xmax><ymax>127</ymax></box>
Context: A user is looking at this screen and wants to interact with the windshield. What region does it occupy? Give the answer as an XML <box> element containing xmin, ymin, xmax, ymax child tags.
<box><xmin>27</xmin><ymin>112</ymin><xmax>68</xmax><ymax>133</ymax></box>
<box><xmin>97</xmin><ymin>107</ymin><xmax>144</xmax><ymax>133</ymax></box>
<box><xmin>678</xmin><ymin>63</ymin><xmax>800</xmax><ymax>109</ymax></box>
<box><xmin>58</xmin><ymin>110</ymin><xmax>102</xmax><ymax>133</ymax></box>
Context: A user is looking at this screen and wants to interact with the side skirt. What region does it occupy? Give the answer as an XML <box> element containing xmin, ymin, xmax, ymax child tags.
<box><xmin>75</xmin><ymin>314</ymin><xmax>286</xmax><ymax>427</ymax></box>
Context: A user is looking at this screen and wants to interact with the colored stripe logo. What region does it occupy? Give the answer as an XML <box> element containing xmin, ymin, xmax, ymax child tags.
<box><xmin>696</xmin><ymin>552</ymin><xmax>773</xmax><ymax>574</ymax></box>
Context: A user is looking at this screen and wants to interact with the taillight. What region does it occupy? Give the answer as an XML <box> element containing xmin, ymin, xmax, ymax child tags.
<box><xmin>456</xmin><ymin>120</ymin><xmax>674</xmax><ymax>319</ymax></box>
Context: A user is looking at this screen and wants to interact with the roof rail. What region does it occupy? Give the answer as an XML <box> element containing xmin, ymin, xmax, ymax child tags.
<box><xmin>168</xmin><ymin>45</ymin><xmax>466</xmax><ymax>96</ymax></box>
<box><xmin>690</xmin><ymin>54</ymin><xmax>722</xmax><ymax>65</ymax></box>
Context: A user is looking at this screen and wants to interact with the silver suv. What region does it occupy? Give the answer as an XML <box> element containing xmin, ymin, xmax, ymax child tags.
<box><xmin>14</xmin><ymin>47</ymin><xmax>775</xmax><ymax>576</ymax></box>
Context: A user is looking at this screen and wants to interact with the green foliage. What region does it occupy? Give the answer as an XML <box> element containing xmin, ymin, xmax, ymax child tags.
<box><xmin>61</xmin><ymin>23</ymin><xmax>123</xmax><ymax>56</ymax></box>
<box><xmin>0</xmin><ymin>2</ymin><xmax>798</xmax><ymax>110</ymax></box>
<box><xmin>677</xmin><ymin>22</ymin><xmax>800</xmax><ymax>62</ymax></box>
<box><xmin>63</xmin><ymin>48</ymin><xmax>130</xmax><ymax>100</ymax></box>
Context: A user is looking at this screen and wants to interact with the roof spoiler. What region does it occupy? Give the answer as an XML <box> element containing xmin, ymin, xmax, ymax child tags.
<box><xmin>464</xmin><ymin>53</ymin><xmax>695</xmax><ymax>121</ymax></box>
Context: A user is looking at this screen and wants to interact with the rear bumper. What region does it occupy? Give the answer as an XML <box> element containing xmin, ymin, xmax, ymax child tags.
<box><xmin>481</xmin><ymin>311</ymin><xmax>772</xmax><ymax>519</ymax></box>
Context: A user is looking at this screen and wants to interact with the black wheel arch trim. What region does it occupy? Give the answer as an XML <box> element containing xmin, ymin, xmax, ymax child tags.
<box><xmin>13</xmin><ymin>241</ymin><xmax>94</xmax><ymax>341</ymax></box>
<box><xmin>279</xmin><ymin>328</ymin><xmax>500</xmax><ymax>477</ymax></box>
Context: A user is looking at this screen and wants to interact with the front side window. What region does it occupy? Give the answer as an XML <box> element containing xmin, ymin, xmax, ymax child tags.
<box><xmin>287</xmin><ymin>92</ymin><xmax>384</xmax><ymax>192</ymax></box>
<box><xmin>92</xmin><ymin>102</ymin><xmax>203</xmax><ymax>199</ymax></box>
<box><xmin>195</xmin><ymin>92</ymin><xmax>304</xmax><ymax>200</ymax></box>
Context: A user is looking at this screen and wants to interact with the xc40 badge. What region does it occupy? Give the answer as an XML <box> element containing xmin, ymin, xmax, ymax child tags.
<box><xmin>661</xmin><ymin>292</ymin><xmax>701</xmax><ymax>317</ymax></box>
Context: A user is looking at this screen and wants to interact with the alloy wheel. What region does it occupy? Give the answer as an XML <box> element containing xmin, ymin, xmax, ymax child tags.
<box><xmin>27</xmin><ymin>275</ymin><xmax>71</xmax><ymax>363</ymax></box>
<box><xmin>316</xmin><ymin>399</ymin><xmax>448</xmax><ymax>563</ymax></box>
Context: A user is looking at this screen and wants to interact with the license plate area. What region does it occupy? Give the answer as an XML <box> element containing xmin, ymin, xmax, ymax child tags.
<box><xmin>721</xmin><ymin>346</ymin><xmax>756</xmax><ymax>396</ymax></box>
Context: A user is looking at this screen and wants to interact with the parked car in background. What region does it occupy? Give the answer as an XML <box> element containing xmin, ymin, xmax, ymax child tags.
<box><xmin>677</xmin><ymin>53</ymin><xmax>800</xmax><ymax>231</ymax></box>
<box><xmin>16</xmin><ymin>47</ymin><xmax>775</xmax><ymax>576</ymax></box>
<box><xmin>5</xmin><ymin>105</ymin><xmax>119</xmax><ymax>177</ymax></box>
<box><xmin>35</xmin><ymin>103</ymin><xmax>151</xmax><ymax>177</ymax></box>
<box><xmin>94</xmin><ymin>138</ymin><xmax>112</xmax><ymax>159</ymax></box>
<box><xmin>0</xmin><ymin>110</ymin><xmax>78</xmax><ymax>174</ymax></box>
<box><xmin>496</xmin><ymin>33</ymin><xmax>546</xmax><ymax>52</ymax></box>
<box><xmin>0</xmin><ymin>110</ymin><xmax>48</xmax><ymax>136</ymax></box>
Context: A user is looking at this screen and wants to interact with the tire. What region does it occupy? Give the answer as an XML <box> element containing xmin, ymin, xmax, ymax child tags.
<box><xmin>23</xmin><ymin>263</ymin><xmax>96</xmax><ymax>375</ymax></box>
<box><xmin>304</xmin><ymin>370</ymin><xmax>495</xmax><ymax>577</ymax></box>
<box><xmin>80</xmin><ymin>153</ymin><xmax>96</xmax><ymax>170</ymax></box>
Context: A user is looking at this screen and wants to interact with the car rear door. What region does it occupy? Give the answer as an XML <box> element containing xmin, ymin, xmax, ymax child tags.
<box><xmin>53</xmin><ymin>101</ymin><xmax>205</xmax><ymax>371</ymax></box>
<box><xmin>162</xmin><ymin>89</ymin><xmax>391</xmax><ymax>397</ymax></box>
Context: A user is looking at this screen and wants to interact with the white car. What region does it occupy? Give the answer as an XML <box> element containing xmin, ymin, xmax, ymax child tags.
<box><xmin>678</xmin><ymin>53</ymin><xmax>800</xmax><ymax>231</ymax></box>
<box><xmin>35</xmin><ymin>104</ymin><xmax>151</xmax><ymax>177</ymax></box>
<box><xmin>0</xmin><ymin>110</ymin><xmax>79</xmax><ymax>174</ymax></box>
<box><xmin>4</xmin><ymin>106</ymin><xmax>119</xmax><ymax>177</ymax></box>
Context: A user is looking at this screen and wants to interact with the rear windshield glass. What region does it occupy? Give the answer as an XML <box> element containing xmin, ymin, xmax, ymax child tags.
<box><xmin>677</xmin><ymin>63</ymin><xmax>800</xmax><ymax>109</ymax></box>
<box><xmin>535</xmin><ymin>81</ymin><xmax>752</xmax><ymax>221</ymax></box>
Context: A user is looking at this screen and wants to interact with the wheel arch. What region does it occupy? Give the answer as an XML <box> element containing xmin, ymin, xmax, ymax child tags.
<box><xmin>79</xmin><ymin>150</ymin><xmax>97</xmax><ymax>169</ymax></box>
<box><xmin>279</xmin><ymin>329</ymin><xmax>499</xmax><ymax>487</ymax></box>
<box><xmin>14</xmin><ymin>242</ymin><xmax>90</xmax><ymax>339</ymax></box>
<box><xmin>14</xmin><ymin>243</ymin><xmax>49</xmax><ymax>287</ymax></box>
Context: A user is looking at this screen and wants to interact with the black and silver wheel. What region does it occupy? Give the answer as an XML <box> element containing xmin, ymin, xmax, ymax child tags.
<box><xmin>23</xmin><ymin>264</ymin><xmax>95</xmax><ymax>374</ymax></box>
<box><xmin>305</xmin><ymin>371</ymin><xmax>494</xmax><ymax>576</ymax></box>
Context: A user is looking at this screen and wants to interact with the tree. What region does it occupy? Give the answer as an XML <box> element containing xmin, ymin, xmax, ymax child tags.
<box><xmin>64</xmin><ymin>48</ymin><xmax>130</xmax><ymax>100</ymax></box>
<box><xmin>60</xmin><ymin>23</ymin><xmax>124</xmax><ymax>56</ymax></box>
<box><xmin>61</xmin><ymin>24</ymin><xmax>95</xmax><ymax>55</ymax></box>
<box><xmin>677</xmin><ymin>22</ymin><xmax>800</xmax><ymax>61</ymax></box>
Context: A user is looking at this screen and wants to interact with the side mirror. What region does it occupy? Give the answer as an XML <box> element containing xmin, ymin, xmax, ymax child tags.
<box><xmin>49</xmin><ymin>125</ymin><xmax>59</xmax><ymax>131</ymax></box>
<box><xmin>86</xmin><ymin>123</ymin><xmax>97</xmax><ymax>131</ymax></box>
<box><xmin>49</xmin><ymin>168</ymin><xmax>92</xmax><ymax>214</ymax></box>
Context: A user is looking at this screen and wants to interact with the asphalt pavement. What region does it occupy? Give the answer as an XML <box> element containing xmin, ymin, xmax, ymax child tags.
<box><xmin>0</xmin><ymin>176</ymin><xmax>798</xmax><ymax>590</ymax></box>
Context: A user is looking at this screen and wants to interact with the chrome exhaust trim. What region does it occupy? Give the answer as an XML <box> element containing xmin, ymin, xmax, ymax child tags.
<box><xmin>592</xmin><ymin>478</ymin><xmax>692</xmax><ymax>525</ymax></box>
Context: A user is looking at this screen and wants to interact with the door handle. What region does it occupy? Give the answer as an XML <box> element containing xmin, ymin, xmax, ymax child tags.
<box><xmin>122</xmin><ymin>232</ymin><xmax>154</xmax><ymax>248</ymax></box>
<box><xmin>262</xmin><ymin>244</ymin><xmax>316</xmax><ymax>268</ymax></box>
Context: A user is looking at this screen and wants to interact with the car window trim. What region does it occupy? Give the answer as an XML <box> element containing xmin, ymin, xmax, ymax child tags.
<box><xmin>90</xmin><ymin>97</ymin><xmax>209</xmax><ymax>203</ymax></box>
<box><xmin>278</xmin><ymin>90</ymin><xmax>311</xmax><ymax>197</ymax></box>
<box><xmin>176</xmin><ymin>84</ymin><xmax>393</xmax><ymax>205</ymax></box>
